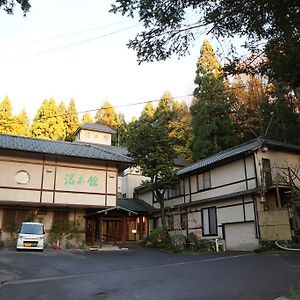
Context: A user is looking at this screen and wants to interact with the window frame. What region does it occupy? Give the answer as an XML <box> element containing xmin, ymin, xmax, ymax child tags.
<box><xmin>197</xmin><ymin>171</ymin><xmax>211</xmax><ymax>191</ymax></box>
<box><xmin>201</xmin><ymin>206</ymin><xmax>218</xmax><ymax>236</ymax></box>
<box><xmin>180</xmin><ymin>212</ymin><xmax>188</xmax><ymax>230</ymax></box>
<box><xmin>168</xmin><ymin>179</ymin><xmax>184</xmax><ymax>199</ymax></box>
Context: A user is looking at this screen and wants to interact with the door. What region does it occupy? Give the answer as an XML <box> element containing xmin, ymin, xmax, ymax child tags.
<box><xmin>224</xmin><ymin>222</ymin><xmax>259</xmax><ymax>251</ymax></box>
<box><xmin>127</xmin><ymin>220</ymin><xmax>136</xmax><ymax>241</ymax></box>
<box><xmin>102</xmin><ymin>220</ymin><xmax>122</xmax><ymax>242</ymax></box>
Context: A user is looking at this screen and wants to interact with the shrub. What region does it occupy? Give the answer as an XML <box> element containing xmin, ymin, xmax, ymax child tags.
<box><xmin>144</xmin><ymin>227</ymin><xmax>171</xmax><ymax>249</ymax></box>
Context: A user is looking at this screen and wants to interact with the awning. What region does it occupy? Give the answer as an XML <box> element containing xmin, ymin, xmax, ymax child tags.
<box><xmin>85</xmin><ymin>206</ymin><xmax>138</xmax><ymax>217</ymax></box>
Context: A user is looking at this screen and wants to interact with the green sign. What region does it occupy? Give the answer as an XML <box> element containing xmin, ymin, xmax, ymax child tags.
<box><xmin>64</xmin><ymin>173</ymin><xmax>98</xmax><ymax>187</ymax></box>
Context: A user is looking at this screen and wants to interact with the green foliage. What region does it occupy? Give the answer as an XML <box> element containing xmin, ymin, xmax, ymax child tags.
<box><xmin>140</xmin><ymin>101</ymin><xmax>156</xmax><ymax>120</ymax></box>
<box><xmin>191</xmin><ymin>41</ymin><xmax>239</xmax><ymax>160</ymax></box>
<box><xmin>111</xmin><ymin>0</ymin><xmax>300</xmax><ymax>89</ymax></box>
<box><xmin>31</xmin><ymin>98</ymin><xmax>66</xmax><ymax>140</ymax></box>
<box><xmin>143</xmin><ymin>92</ymin><xmax>193</xmax><ymax>162</ymax></box>
<box><xmin>290</xmin><ymin>282</ymin><xmax>300</xmax><ymax>300</ymax></box>
<box><xmin>48</xmin><ymin>219</ymin><xmax>83</xmax><ymax>248</ymax></box>
<box><xmin>115</xmin><ymin>113</ymin><xmax>128</xmax><ymax>146</ymax></box>
<box><xmin>144</xmin><ymin>227</ymin><xmax>171</xmax><ymax>248</ymax></box>
<box><xmin>169</xmin><ymin>101</ymin><xmax>193</xmax><ymax>162</ymax></box>
<box><xmin>126</xmin><ymin>111</ymin><xmax>178</xmax><ymax>227</ymax></box>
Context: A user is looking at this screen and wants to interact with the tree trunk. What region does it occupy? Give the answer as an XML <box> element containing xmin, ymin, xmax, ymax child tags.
<box><xmin>160</xmin><ymin>198</ymin><xmax>166</xmax><ymax>229</ymax></box>
<box><xmin>155</xmin><ymin>190</ymin><xmax>166</xmax><ymax>229</ymax></box>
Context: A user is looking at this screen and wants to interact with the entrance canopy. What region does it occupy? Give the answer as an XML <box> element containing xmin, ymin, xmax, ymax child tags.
<box><xmin>85</xmin><ymin>206</ymin><xmax>138</xmax><ymax>218</ymax></box>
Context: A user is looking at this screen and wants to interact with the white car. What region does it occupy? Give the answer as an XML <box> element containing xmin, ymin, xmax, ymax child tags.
<box><xmin>16</xmin><ymin>222</ymin><xmax>45</xmax><ymax>251</ymax></box>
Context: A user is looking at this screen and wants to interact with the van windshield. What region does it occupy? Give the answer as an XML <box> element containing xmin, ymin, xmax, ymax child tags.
<box><xmin>20</xmin><ymin>223</ymin><xmax>44</xmax><ymax>235</ymax></box>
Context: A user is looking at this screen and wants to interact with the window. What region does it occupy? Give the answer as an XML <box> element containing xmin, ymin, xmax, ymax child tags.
<box><xmin>197</xmin><ymin>171</ymin><xmax>211</xmax><ymax>190</ymax></box>
<box><xmin>180</xmin><ymin>213</ymin><xmax>188</xmax><ymax>229</ymax></box>
<box><xmin>201</xmin><ymin>207</ymin><xmax>217</xmax><ymax>236</ymax></box>
<box><xmin>167</xmin><ymin>215</ymin><xmax>174</xmax><ymax>230</ymax></box>
<box><xmin>168</xmin><ymin>180</ymin><xmax>184</xmax><ymax>198</ymax></box>
<box><xmin>53</xmin><ymin>211</ymin><xmax>69</xmax><ymax>230</ymax></box>
<box><xmin>2</xmin><ymin>209</ymin><xmax>30</xmax><ymax>230</ymax></box>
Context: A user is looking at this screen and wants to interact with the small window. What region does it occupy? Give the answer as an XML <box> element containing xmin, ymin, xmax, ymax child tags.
<box><xmin>201</xmin><ymin>207</ymin><xmax>217</xmax><ymax>236</ymax></box>
<box><xmin>198</xmin><ymin>171</ymin><xmax>211</xmax><ymax>190</ymax></box>
<box><xmin>180</xmin><ymin>213</ymin><xmax>188</xmax><ymax>229</ymax></box>
<box><xmin>167</xmin><ymin>215</ymin><xmax>174</xmax><ymax>230</ymax></box>
<box><xmin>168</xmin><ymin>180</ymin><xmax>184</xmax><ymax>198</ymax></box>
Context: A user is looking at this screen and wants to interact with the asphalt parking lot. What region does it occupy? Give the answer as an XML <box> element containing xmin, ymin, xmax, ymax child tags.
<box><xmin>0</xmin><ymin>246</ymin><xmax>299</xmax><ymax>300</ymax></box>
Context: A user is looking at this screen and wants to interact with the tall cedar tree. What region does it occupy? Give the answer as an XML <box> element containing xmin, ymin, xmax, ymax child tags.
<box><xmin>169</xmin><ymin>101</ymin><xmax>193</xmax><ymax>162</ymax></box>
<box><xmin>154</xmin><ymin>92</ymin><xmax>193</xmax><ymax>161</ymax></box>
<box><xmin>58</xmin><ymin>101</ymin><xmax>68</xmax><ymax>138</ymax></box>
<box><xmin>0</xmin><ymin>96</ymin><xmax>15</xmax><ymax>134</ymax></box>
<box><xmin>96</xmin><ymin>100</ymin><xmax>121</xmax><ymax>145</ymax></box>
<box><xmin>191</xmin><ymin>40</ymin><xmax>238</xmax><ymax>160</ymax></box>
<box><xmin>14</xmin><ymin>109</ymin><xmax>30</xmax><ymax>136</ymax></box>
<box><xmin>81</xmin><ymin>112</ymin><xmax>94</xmax><ymax>124</ymax></box>
<box><xmin>65</xmin><ymin>99</ymin><xmax>80</xmax><ymax>141</ymax></box>
<box><xmin>95</xmin><ymin>100</ymin><xmax>120</xmax><ymax>129</ymax></box>
<box><xmin>140</xmin><ymin>101</ymin><xmax>155</xmax><ymax>120</ymax></box>
<box><xmin>126</xmin><ymin>114</ymin><xmax>178</xmax><ymax>228</ymax></box>
<box><xmin>31</xmin><ymin>98</ymin><xmax>66</xmax><ymax>140</ymax></box>
<box><xmin>231</xmin><ymin>74</ymin><xmax>300</xmax><ymax>144</ymax></box>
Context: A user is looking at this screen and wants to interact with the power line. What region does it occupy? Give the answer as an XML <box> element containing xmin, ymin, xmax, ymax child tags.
<box><xmin>0</xmin><ymin>20</ymin><xmax>136</xmax><ymax>50</ymax></box>
<box><xmin>0</xmin><ymin>24</ymin><xmax>140</xmax><ymax>63</ymax></box>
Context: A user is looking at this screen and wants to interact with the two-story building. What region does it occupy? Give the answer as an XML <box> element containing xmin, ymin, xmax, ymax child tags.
<box><xmin>0</xmin><ymin>123</ymin><xmax>153</xmax><ymax>248</ymax></box>
<box><xmin>135</xmin><ymin>138</ymin><xmax>300</xmax><ymax>251</ymax></box>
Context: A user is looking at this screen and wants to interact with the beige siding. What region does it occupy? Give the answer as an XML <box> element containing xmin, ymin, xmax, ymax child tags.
<box><xmin>211</xmin><ymin>160</ymin><xmax>245</xmax><ymax>187</ymax></box>
<box><xmin>217</xmin><ymin>205</ymin><xmax>244</xmax><ymax>224</ymax></box>
<box><xmin>0</xmin><ymin>152</ymin><xmax>118</xmax><ymax>207</ymax></box>
<box><xmin>0</xmin><ymin>161</ymin><xmax>43</xmax><ymax>189</ymax></box>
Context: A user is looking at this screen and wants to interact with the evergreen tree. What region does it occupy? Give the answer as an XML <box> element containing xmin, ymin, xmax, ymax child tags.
<box><xmin>14</xmin><ymin>109</ymin><xmax>30</xmax><ymax>136</ymax></box>
<box><xmin>140</xmin><ymin>101</ymin><xmax>156</xmax><ymax>121</ymax></box>
<box><xmin>81</xmin><ymin>112</ymin><xmax>94</xmax><ymax>124</ymax></box>
<box><xmin>126</xmin><ymin>116</ymin><xmax>178</xmax><ymax>228</ymax></box>
<box><xmin>95</xmin><ymin>100</ymin><xmax>120</xmax><ymax>129</ymax></box>
<box><xmin>0</xmin><ymin>96</ymin><xmax>15</xmax><ymax>134</ymax></box>
<box><xmin>65</xmin><ymin>98</ymin><xmax>80</xmax><ymax>141</ymax></box>
<box><xmin>169</xmin><ymin>101</ymin><xmax>193</xmax><ymax>162</ymax></box>
<box><xmin>31</xmin><ymin>98</ymin><xmax>66</xmax><ymax>140</ymax></box>
<box><xmin>154</xmin><ymin>91</ymin><xmax>175</xmax><ymax>126</ymax></box>
<box><xmin>58</xmin><ymin>101</ymin><xmax>67</xmax><ymax>138</ymax></box>
<box><xmin>191</xmin><ymin>40</ymin><xmax>238</xmax><ymax>160</ymax></box>
<box><xmin>115</xmin><ymin>113</ymin><xmax>127</xmax><ymax>147</ymax></box>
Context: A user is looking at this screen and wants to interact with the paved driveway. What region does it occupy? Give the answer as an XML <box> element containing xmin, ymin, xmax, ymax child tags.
<box><xmin>0</xmin><ymin>247</ymin><xmax>299</xmax><ymax>300</ymax></box>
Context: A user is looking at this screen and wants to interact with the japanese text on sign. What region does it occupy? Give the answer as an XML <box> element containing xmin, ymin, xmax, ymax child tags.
<box><xmin>64</xmin><ymin>173</ymin><xmax>98</xmax><ymax>187</ymax></box>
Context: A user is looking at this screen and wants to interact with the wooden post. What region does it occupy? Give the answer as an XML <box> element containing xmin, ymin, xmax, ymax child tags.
<box><xmin>99</xmin><ymin>216</ymin><xmax>102</xmax><ymax>249</ymax></box>
<box><xmin>122</xmin><ymin>215</ymin><xmax>126</xmax><ymax>248</ymax></box>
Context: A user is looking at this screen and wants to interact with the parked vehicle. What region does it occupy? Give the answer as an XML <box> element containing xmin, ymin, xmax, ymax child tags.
<box><xmin>16</xmin><ymin>222</ymin><xmax>45</xmax><ymax>251</ymax></box>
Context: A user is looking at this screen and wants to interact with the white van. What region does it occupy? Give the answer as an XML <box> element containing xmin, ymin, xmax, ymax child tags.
<box><xmin>16</xmin><ymin>222</ymin><xmax>45</xmax><ymax>251</ymax></box>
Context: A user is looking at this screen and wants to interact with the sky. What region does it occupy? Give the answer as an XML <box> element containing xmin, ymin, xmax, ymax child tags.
<box><xmin>0</xmin><ymin>0</ymin><xmax>228</xmax><ymax>122</ymax></box>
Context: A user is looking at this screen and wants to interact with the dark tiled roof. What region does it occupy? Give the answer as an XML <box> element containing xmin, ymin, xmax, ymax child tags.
<box><xmin>117</xmin><ymin>198</ymin><xmax>154</xmax><ymax>214</ymax></box>
<box><xmin>173</xmin><ymin>158</ymin><xmax>189</xmax><ymax>167</ymax></box>
<box><xmin>0</xmin><ymin>134</ymin><xmax>133</xmax><ymax>164</ymax></box>
<box><xmin>74</xmin><ymin>123</ymin><xmax>116</xmax><ymax>135</ymax></box>
<box><xmin>177</xmin><ymin>138</ymin><xmax>300</xmax><ymax>176</ymax></box>
<box><xmin>74</xmin><ymin>141</ymin><xmax>129</xmax><ymax>157</ymax></box>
